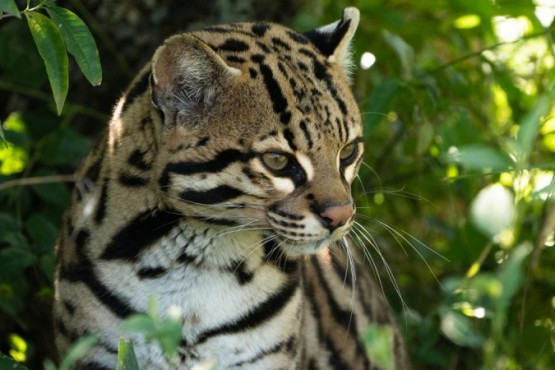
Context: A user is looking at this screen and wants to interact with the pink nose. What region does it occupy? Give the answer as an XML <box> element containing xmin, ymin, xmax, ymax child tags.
<box><xmin>319</xmin><ymin>203</ymin><xmax>354</xmax><ymax>231</ymax></box>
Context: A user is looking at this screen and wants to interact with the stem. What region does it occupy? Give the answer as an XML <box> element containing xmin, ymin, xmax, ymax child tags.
<box><xmin>0</xmin><ymin>79</ymin><xmax>109</xmax><ymax>122</ymax></box>
<box><xmin>428</xmin><ymin>27</ymin><xmax>555</xmax><ymax>74</ymax></box>
<box><xmin>0</xmin><ymin>13</ymin><xmax>18</xmax><ymax>21</ymax></box>
<box><xmin>466</xmin><ymin>241</ymin><xmax>494</xmax><ymax>278</ymax></box>
<box><xmin>0</xmin><ymin>174</ymin><xmax>75</xmax><ymax>192</ymax></box>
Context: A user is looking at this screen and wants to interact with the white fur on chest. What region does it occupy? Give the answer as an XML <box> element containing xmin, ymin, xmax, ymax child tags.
<box><xmin>96</xmin><ymin>222</ymin><xmax>302</xmax><ymax>368</ymax></box>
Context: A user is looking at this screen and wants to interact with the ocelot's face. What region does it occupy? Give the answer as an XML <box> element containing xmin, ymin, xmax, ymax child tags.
<box><xmin>246</xmin><ymin>103</ymin><xmax>364</xmax><ymax>255</ymax></box>
<box><xmin>155</xmin><ymin>24</ymin><xmax>363</xmax><ymax>255</ymax></box>
<box><xmin>254</xmin><ymin>137</ymin><xmax>363</xmax><ymax>255</ymax></box>
<box><xmin>158</xmin><ymin>80</ymin><xmax>363</xmax><ymax>255</ymax></box>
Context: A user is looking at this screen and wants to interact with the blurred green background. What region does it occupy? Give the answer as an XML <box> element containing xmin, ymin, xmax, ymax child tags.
<box><xmin>1</xmin><ymin>0</ymin><xmax>554</xmax><ymax>369</ymax></box>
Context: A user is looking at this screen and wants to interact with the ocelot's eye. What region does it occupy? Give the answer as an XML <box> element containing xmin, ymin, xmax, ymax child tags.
<box><xmin>262</xmin><ymin>152</ymin><xmax>290</xmax><ymax>171</ymax></box>
<box><xmin>339</xmin><ymin>142</ymin><xmax>358</xmax><ymax>164</ymax></box>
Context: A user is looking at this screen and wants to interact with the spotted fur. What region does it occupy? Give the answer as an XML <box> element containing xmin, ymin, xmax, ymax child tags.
<box><xmin>54</xmin><ymin>8</ymin><xmax>410</xmax><ymax>369</ymax></box>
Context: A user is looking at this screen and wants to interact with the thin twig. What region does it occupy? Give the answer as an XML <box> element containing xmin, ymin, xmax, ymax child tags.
<box><xmin>0</xmin><ymin>80</ymin><xmax>109</xmax><ymax>122</ymax></box>
<box><xmin>0</xmin><ymin>174</ymin><xmax>76</xmax><ymax>192</ymax></box>
<box><xmin>428</xmin><ymin>27</ymin><xmax>555</xmax><ymax>74</ymax></box>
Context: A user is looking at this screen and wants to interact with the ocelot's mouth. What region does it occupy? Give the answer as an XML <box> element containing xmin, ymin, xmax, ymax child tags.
<box><xmin>271</xmin><ymin>228</ymin><xmax>328</xmax><ymax>243</ymax></box>
<box><xmin>265</xmin><ymin>207</ymin><xmax>354</xmax><ymax>255</ymax></box>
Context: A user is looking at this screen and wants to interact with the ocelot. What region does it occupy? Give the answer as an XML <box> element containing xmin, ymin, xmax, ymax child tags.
<box><xmin>53</xmin><ymin>7</ymin><xmax>411</xmax><ymax>369</ymax></box>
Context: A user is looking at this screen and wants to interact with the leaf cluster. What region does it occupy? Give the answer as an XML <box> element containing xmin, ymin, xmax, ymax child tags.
<box><xmin>1</xmin><ymin>0</ymin><xmax>101</xmax><ymax>114</ymax></box>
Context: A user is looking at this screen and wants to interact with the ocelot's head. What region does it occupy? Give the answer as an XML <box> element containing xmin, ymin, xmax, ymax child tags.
<box><xmin>152</xmin><ymin>8</ymin><xmax>363</xmax><ymax>255</ymax></box>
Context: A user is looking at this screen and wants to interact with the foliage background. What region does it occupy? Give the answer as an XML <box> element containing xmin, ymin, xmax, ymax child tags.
<box><xmin>1</xmin><ymin>0</ymin><xmax>554</xmax><ymax>369</ymax></box>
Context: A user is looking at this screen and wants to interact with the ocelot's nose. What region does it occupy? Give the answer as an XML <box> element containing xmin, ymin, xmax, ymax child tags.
<box><xmin>318</xmin><ymin>203</ymin><xmax>354</xmax><ymax>232</ymax></box>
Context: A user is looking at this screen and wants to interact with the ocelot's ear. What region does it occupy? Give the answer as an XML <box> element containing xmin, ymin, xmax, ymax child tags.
<box><xmin>151</xmin><ymin>34</ymin><xmax>241</xmax><ymax>125</ymax></box>
<box><xmin>303</xmin><ymin>7</ymin><xmax>360</xmax><ymax>74</ymax></box>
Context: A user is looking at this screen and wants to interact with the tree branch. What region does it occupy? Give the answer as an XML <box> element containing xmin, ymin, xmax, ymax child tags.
<box><xmin>428</xmin><ymin>27</ymin><xmax>555</xmax><ymax>74</ymax></box>
<box><xmin>0</xmin><ymin>174</ymin><xmax>75</xmax><ymax>192</ymax></box>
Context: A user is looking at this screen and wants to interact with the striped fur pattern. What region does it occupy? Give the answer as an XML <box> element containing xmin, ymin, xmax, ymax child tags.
<box><xmin>54</xmin><ymin>8</ymin><xmax>410</xmax><ymax>369</ymax></box>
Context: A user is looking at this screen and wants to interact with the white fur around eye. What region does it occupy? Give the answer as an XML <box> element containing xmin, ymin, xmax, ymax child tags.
<box><xmin>272</xmin><ymin>177</ymin><xmax>295</xmax><ymax>194</ymax></box>
<box><xmin>343</xmin><ymin>164</ymin><xmax>356</xmax><ymax>183</ymax></box>
<box><xmin>295</xmin><ymin>153</ymin><xmax>314</xmax><ymax>181</ymax></box>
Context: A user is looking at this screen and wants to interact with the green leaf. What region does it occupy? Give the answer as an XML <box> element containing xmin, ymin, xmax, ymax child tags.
<box><xmin>382</xmin><ymin>30</ymin><xmax>414</xmax><ymax>79</ymax></box>
<box><xmin>30</xmin><ymin>175</ymin><xmax>70</xmax><ymax>206</ymax></box>
<box><xmin>122</xmin><ymin>297</ymin><xmax>182</xmax><ymax>359</ymax></box>
<box><xmin>39</xmin><ymin>128</ymin><xmax>91</xmax><ymax>166</ymax></box>
<box><xmin>0</xmin><ymin>352</ymin><xmax>29</xmax><ymax>370</ymax></box>
<box><xmin>155</xmin><ymin>319</ymin><xmax>182</xmax><ymax>358</ymax></box>
<box><xmin>58</xmin><ymin>335</ymin><xmax>98</xmax><ymax>370</ymax></box>
<box><xmin>46</xmin><ymin>5</ymin><xmax>102</xmax><ymax>86</ymax></box>
<box><xmin>456</xmin><ymin>0</ymin><xmax>494</xmax><ymax>20</ymax></box>
<box><xmin>363</xmin><ymin>79</ymin><xmax>400</xmax><ymax>134</ymax></box>
<box><xmin>362</xmin><ymin>324</ymin><xmax>396</xmax><ymax>370</ymax></box>
<box><xmin>25</xmin><ymin>213</ymin><xmax>57</xmax><ymax>254</ymax></box>
<box><xmin>440</xmin><ymin>309</ymin><xmax>483</xmax><ymax>348</ymax></box>
<box><xmin>0</xmin><ymin>213</ymin><xmax>35</xmax><ymax>278</ymax></box>
<box><xmin>0</xmin><ymin>20</ymin><xmax>48</xmax><ymax>88</ymax></box>
<box><xmin>416</xmin><ymin>120</ymin><xmax>434</xmax><ymax>156</ymax></box>
<box><xmin>25</xmin><ymin>11</ymin><xmax>68</xmax><ymax>115</ymax></box>
<box><xmin>39</xmin><ymin>254</ymin><xmax>56</xmax><ymax>281</ymax></box>
<box><xmin>0</xmin><ymin>246</ymin><xmax>35</xmax><ymax>278</ymax></box>
<box><xmin>449</xmin><ymin>144</ymin><xmax>513</xmax><ymax>171</ymax></box>
<box><xmin>0</xmin><ymin>0</ymin><xmax>21</xmax><ymax>18</ymax></box>
<box><xmin>43</xmin><ymin>359</ymin><xmax>58</xmax><ymax>370</ymax></box>
<box><xmin>122</xmin><ymin>314</ymin><xmax>157</xmax><ymax>334</ymax></box>
<box><xmin>0</xmin><ymin>213</ymin><xmax>20</xmax><ymax>242</ymax></box>
<box><xmin>496</xmin><ymin>242</ymin><xmax>531</xmax><ymax>309</ymax></box>
<box><xmin>516</xmin><ymin>90</ymin><xmax>555</xmax><ymax>164</ymax></box>
<box><xmin>116</xmin><ymin>338</ymin><xmax>140</xmax><ymax>370</ymax></box>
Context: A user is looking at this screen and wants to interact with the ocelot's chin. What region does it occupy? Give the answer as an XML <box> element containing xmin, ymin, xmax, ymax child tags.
<box><xmin>272</xmin><ymin>226</ymin><xmax>351</xmax><ymax>256</ymax></box>
<box><xmin>279</xmin><ymin>235</ymin><xmax>343</xmax><ymax>256</ymax></box>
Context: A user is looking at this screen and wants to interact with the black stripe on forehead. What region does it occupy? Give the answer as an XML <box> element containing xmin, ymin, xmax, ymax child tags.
<box><xmin>313</xmin><ymin>59</ymin><xmax>348</xmax><ymax>115</ymax></box>
<box><xmin>342</xmin><ymin>118</ymin><xmax>351</xmax><ymax>141</ymax></box>
<box><xmin>283</xmin><ymin>128</ymin><xmax>297</xmax><ymax>151</ymax></box>
<box><xmin>299</xmin><ymin>120</ymin><xmax>314</xmax><ymax>149</ymax></box>
<box><xmin>251</xmin><ymin>54</ymin><xmax>292</xmax><ymax>125</ymax></box>
<box><xmin>297</xmin><ymin>48</ymin><xmax>349</xmax><ymax>117</ymax></box>
<box><xmin>218</xmin><ymin>39</ymin><xmax>250</xmax><ymax>52</ymax></box>
<box><xmin>335</xmin><ymin>117</ymin><xmax>345</xmax><ymax>142</ymax></box>
<box><xmin>252</xmin><ymin>23</ymin><xmax>270</xmax><ymax>36</ymax></box>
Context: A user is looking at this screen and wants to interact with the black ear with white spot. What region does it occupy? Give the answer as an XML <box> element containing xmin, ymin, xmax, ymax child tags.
<box><xmin>151</xmin><ymin>34</ymin><xmax>241</xmax><ymax>125</ymax></box>
<box><xmin>303</xmin><ymin>7</ymin><xmax>360</xmax><ymax>73</ymax></box>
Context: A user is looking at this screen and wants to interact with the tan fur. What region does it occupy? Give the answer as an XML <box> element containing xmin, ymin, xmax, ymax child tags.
<box><xmin>54</xmin><ymin>8</ymin><xmax>411</xmax><ymax>369</ymax></box>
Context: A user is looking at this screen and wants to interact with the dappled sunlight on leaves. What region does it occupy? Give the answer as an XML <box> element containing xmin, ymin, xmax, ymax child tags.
<box><xmin>0</xmin><ymin>112</ymin><xmax>28</xmax><ymax>175</ymax></box>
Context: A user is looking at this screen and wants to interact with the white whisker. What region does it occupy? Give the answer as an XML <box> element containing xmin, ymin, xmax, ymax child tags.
<box><xmin>338</xmin><ymin>237</ymin><xmax>357</xmax><ymax>342</ymax></box>
<box><xmin>348</xmin><ymin>226</ymin><xmax>388</xmax><ymax>301</ymax></box>
<box><xmin>355</xmin><ymin>214</ymin><xmax>446</xmax><ymax>295</ymax></box>
<box><xmin>351</xmin><ymin>222</ymin><xmax>409</xmax><ymax>312</ymax></box>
